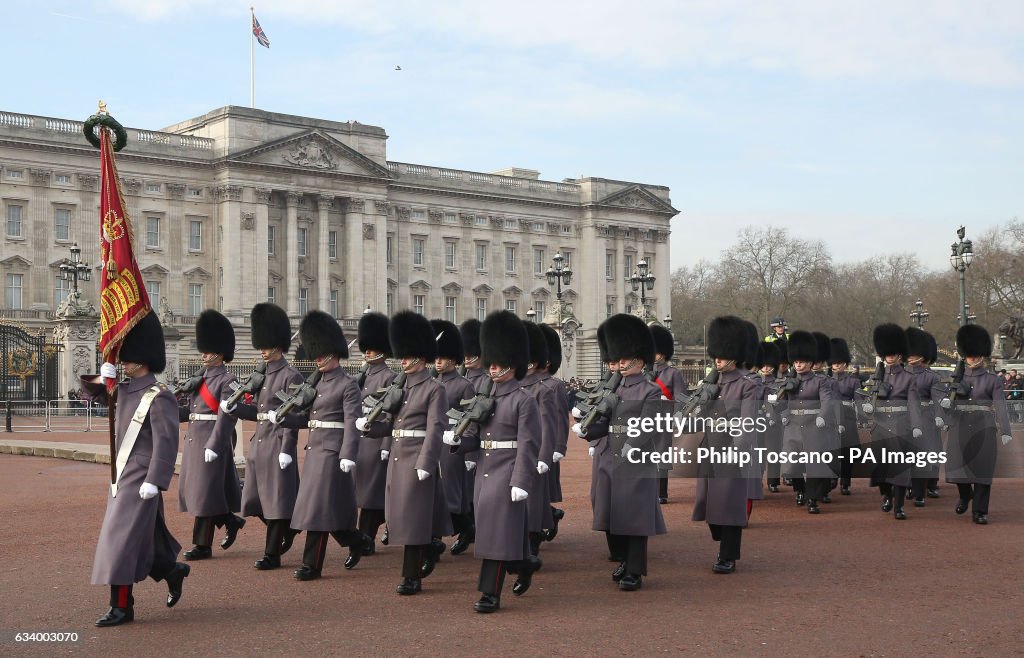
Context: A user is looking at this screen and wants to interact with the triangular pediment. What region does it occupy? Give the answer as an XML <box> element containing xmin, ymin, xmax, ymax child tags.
<box><xmin>503</xmin><ymin>286</ymin><xmax>522</xmax><ymax>297</ymax></box>
<box><xmin>1</xmin><ymin>255</ymin><xmax>32</xmax><ymax>268</ymax></box>
<box><xmin>227</xmin><ymin>130</ymin><xmax>391</xmax><ymax>178</ymax></box>
<box><xmin>531</xmin><ymin>287</ymin><xmax>551</xmax><ymax>299</ymax></box>
<box><xmin>472</xmin><ymin>284</ymin><xmax>493</xmax><ymax>295</ymax></box>
<box><xmin>141</xmin><ymin>264</ymin><xmax>170</xmax><ymax>276</ymax></box>
<box><xmin>441</xmin><ymin>282</ymin><xmax>463</xmax><ymax>295</ymax></box>
<box><xmin>183</xmin><ymin>266</ymin><xmax>211</xmax><ymax>279</ymax></box>
<box><xmin>593</xmin><ymin>185</ymin><xmax>678</xmax><ymax>215</ymax></box>
<box><xmin>409</xmin><ymin>279</ymin><xmax>431</xmax><ymax>293</ymax></box>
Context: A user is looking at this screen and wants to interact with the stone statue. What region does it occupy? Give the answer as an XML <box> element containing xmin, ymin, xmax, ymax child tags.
<box><xmin>998</xmin><ymin>316</ymin><xmax>1024</xmax><ymax>359</ymax></box>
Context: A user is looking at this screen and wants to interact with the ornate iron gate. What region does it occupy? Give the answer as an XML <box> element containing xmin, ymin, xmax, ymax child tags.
<box><xmin>0</xmin><ymin>321</ymin><xmax>59</xmax><ymax>401</ymax></box>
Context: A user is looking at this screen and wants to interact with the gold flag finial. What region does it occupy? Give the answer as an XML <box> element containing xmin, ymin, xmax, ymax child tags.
<box><xmin>98</xmin><ymin>100</ymin><xmax>108</xmax><ymax>114</ymax></box>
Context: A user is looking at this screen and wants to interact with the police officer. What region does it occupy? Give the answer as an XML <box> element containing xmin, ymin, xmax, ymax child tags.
<box><xmin>89</xmin><ymin>312</ymin><xmax>190</xmax><ymax>626</ymax></box>
<box><xmin>222</xmin><ymin>303</ymin><xmax>304</xmax><ymax>569</ymax></box>
<box><xmin>176</xmin><ymin>309</ymin><xmax>244</xmax><ymax>561</ymax></box>
<box><xmin>764</xmin><ymin>317</ymin><xmax>790</xmax><ymax>343</ymax></box>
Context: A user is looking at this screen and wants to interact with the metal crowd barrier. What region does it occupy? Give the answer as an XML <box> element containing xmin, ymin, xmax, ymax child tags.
<box><xmin>2</xmin><ymin>400</ymin><xmax>105</xmax><ymax>432</ymax></box>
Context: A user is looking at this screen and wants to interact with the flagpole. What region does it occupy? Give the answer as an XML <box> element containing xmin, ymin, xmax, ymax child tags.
<box><xmin>250</xmin><ymin>5</ymin><xmax>255</xmax><ymax>108</ymax></box>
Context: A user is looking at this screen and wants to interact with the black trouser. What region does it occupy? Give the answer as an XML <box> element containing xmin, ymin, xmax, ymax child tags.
<box><xmin>839</xmin><ymin>446</ymin><xmax>854</xmax><ymax>488</ymax></box>
<box><xmin>709</xmin><ymin>524</ymin><xmax>742</xmax><ymax>561</ymax></box>
<box><xmin>910</xmin><ymin>478</ymin><xmax>931</xmax><ymax>501</ymax></box>
<box><xmin>402</xmin><ymin>545</ymin><xmax>429</xmax><ymax>579</ymax></box>
<box><xmin>657</xmin><ymin>473</ymin><xmax>669</xmax><ymax>499</ymax></box>
<box><xmin>606</xmin><ymin>531</ymin><xmax>623</xmax><ymax>560</ymax></box>
<box><xmin>358</xmin><ymin>508</ymin><xmax>386</xmax><ymax>541</ymax></box>
<box><xmin>607</xmin><ymin>534</ymin><xmax>648</xmax><ymax>576</ymax></box>
<box><xmin>192</xmin><ymin>513</ymin><xmax>234</xmax><ymax>547</ymax></box>
<box><xmin>262</xmin><ymin>518</ymin><xmax>291</xmax><ymax>556</ymax></box>
<box><xmin>478</xmin><ymin>559</ymin><xmax>511</xmax><ymax>595</ymax></box>
<box><xmin>957</xmin><ymin>483</ymin><xmax>991</xmax><ymax>514</ymax></box>
<box><xmin>529</xmin><ymin>532</ymin><xmax>543</xmax><ymax>558</ymax></box>
<box><xmin>451</xmin><ymin>511</ymin><xmax>474</xmax><ymax>536</ymax></box>
<box><xmin>878</xmin><ymin>483</ymin><xmax>907</xmax><ymax>511</ymax></box>
<box><xmin>793</xmin><ymin>477</ymin><xmax>829</xmax><ymax>500</ymax></box>
<box><xmin>302</xmin><ymin>529</ymin><xmax>364</xmax><ymax>571</ymax></box>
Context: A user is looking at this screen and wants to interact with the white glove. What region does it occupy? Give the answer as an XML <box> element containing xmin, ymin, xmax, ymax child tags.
<box><xmin>767</xmin><ymin>393</ymin><xmax>778</xmax><ymax>403</ymax></box>
<box><xmin>220</xmin><ymin>399</ymin><xmax>237</xmax><ymax>414</ymax></box>
<box><xmin>417</xmin><ymin>469</ymin><xmax>430</xmax><ymax>481</ymax></box>
<box><xmin>781</xmin><ymin>416</ymin><xmax>790</xmax><ymax>426</ymax></box>
<box><xmin>935</xmin><ymin>416</ymin><xmax>945</xmax><ymax>428</ymax></box>
<box><xmin>571</xmin><ymin>406</ymin><xmax>583</xmax><ymax>419</ymax></box>
<box><xmin>139</xmin><ymin>482</ymin><xmax>158</xmax><ymax>499</ymax></box>
<box><xmin>552</xmin><ymin>451</ymin><xmax>564</xmax><ymax>463</ymax></box>
<box><xmin>572</xmin><ymin>422</ymin><xmax>587</xmax><ymax>438</ymax></box>
<box><xmin>1001</xmin><ymin>434</ymin><xmax>1012</xmax><ymax>446</ymax></box>
<box><xmin>912</xmin><ymin>428</ymin><xmax>923</xmax><ymax>439</ymax></box>
<box><xmin>620</xmin><ymin>443</ymin><xmax>635</xmax><ymax>458</ymax></box>
<box><xmin>939</xmin><ymin>398</ymin><xmax>951</xmax><ymax>409</ymax></box>
<box><xmin>204</xmin><ymin>448</ymin><xmax>218</xmax><ymax>462</ymax></box>
<box><xmin>537</xmin><ymin>461</ymin><xmax>550</xmax><ymax>474</ymax></box>
<box><xmin>769</xmin><ymin>419</ymin><xmax>776</xmax><ymax>427</ymax></box>
<box><xmin>355</xmin><ymin>417</ymin><xmax>369</xmax><ymax>432</ymax></box>
<box><xmin>511</xmin><ymin>486</ymin><xmax>528</xmax><ymax>502</ymax></box>
<box><xmin>588</xmin><ymin>446</ymin><xmax>595</xmax><ymax>458</ymax></box>
<box><xmin>381</xmin><ymin>449</ymin><xmax>389</xmax><ymax>461</ymax></box>
<box><xmin>442</xmin><ymin>430</ymin><xmax>459</xmax><ymax>445</ymax></box>
<box><xmin>339</xmin><ymin>458</ymin><xmax>355</xmax><ymax>472</ymax></box>
<box><xmin>661</xmin><ymin>395</ymin><xmax>670</xmax><ymax>401</ymax></box>
<box><xmin>816</xmin><ymin>416</ymin><xmax>826</xmax><ymax>428</ymax></box>
<box><xmin>862</xmin><ymin>403</ymin><xmax>874</xmax><ymax>414</ymax></box>
<box><xmin>278</xmin><ymin>453</ymin><xmax>293</xmax><ymax>469</ymax></box>
<box><xmin>361</xmin><ymin>405</ymin><xmax>372</xmax><ymax>415</ymax></box>
<box><xmin>266</xmin><ymin>409</ymin><xmax>279</xmax><ymax>425</ymax></box>
<box><xmin>465</xmin><ymin>460</ymin><xmax>476</xmax><ymax>472</ymax></box>
<box><xmin>100</xmin><ymin>362</ymin><xmax>118</xmax><ymax>380</ymax></box>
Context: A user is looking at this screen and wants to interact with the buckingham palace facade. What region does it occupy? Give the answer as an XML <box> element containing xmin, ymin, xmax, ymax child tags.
<box><xmin>0</xmin><ymin>106</ymin><xmax>678</xmax><ymax>378</ymax></box>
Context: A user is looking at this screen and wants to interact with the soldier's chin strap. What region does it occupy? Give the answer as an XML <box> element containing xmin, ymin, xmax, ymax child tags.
<box><xmin>621</xmin><ymin>358</ymin><xmax>641</xmax><ymax>373</ymax></box>
<box><xmin>490</xmin><ymin>366</ymin><xmax>512</xmax><ymax>380</ymax></box>
<box><xmin>402</xmin><ymin>357</ymin><xmax>422</xmax><ymax>372</ymax></box>
<box><xmin>364</xmin><ymin>353</ymin><xmax>386</xmax><ymax>363</ymax></box>
<box><xmin>465</xmin><ymin>356</ymin><xmax>480</xmax><ymax>366</ymax></box>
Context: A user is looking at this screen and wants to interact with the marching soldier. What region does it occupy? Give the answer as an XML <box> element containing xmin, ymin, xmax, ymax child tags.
<box><xmin>176</xmin><ymin>310</ymin><xmax>244</xmax><ymax>561</ymax></box>
<box><xmin>779</xmin><ymin>330</ymin><xmax>838</xmax><ymax>514</ymax></box>
<box><xmin>828</xmin><ymin>338</ymin><xmax>859</xmax><ymax>496</ymax></box>
<box><xmin>89</xmin><ymin>311</ymin><xmax>190</xmax><ymax>626</ymax></box>
<box><xmin>539</xmin><ymin>323</ymin><xmax>569</xmax><ymax>541</ymax></box>
<box><xmin>692</xmin><ymin>316</ymin><xmax>760</xmax><ymax>574</ymax></box>
<box><xmin>650</xmin><ymin>324</ymin><xmax>685</xmax><ymax>504</ymax></box>
<box><xmin>943</xmin><ymin>324</ymin><xmax>1012</xmax><ymax>524</ymax></box>
<box><xmin>443</xmin><ymin>310</ymin><xmax>542</xmax><ymax>613</ymax></box>
<box><xmin>357</xmin><ymin>311</ymin><xmax>449</xmax><ymax>595</ymax></box>
<box><xmin>861</xmin><ymin>324</ymin><xmax>923</xmax><ymax>520</ymax></box>
<box><xmin>904</xmin><ymin>327</ymin><xmax>943</xmax><ymax>507</ymax></box>
<box><xmin>353</xmin><ymin>311</ymin><xmax>394</xmax><ymax>554</ymax></box>
<box><xmin>757</xmin><ymin>341</ymin><xmax>783</xmax><ymax>493</ymax></box>
<box><xmin>574</xmin><ymin>314</ymin><xmax>667</xmax><ymax>591</ymax></box>
<box><xmin>459</xmin><ymin>319</ymin><xmax>488</xmax><ymax>388</ymax></box>
<box><xmin>522</xmin><ymin>322</ymin><xmax>557</xmax><ymax>558</ymax></box>
<box><xmin>266</xmin><ymin>311</ymin><xmax>370</xmax><ymax>579</ymax></box>
<box><xmin>222</xmin><ymin>303</ymin><xmax>304</xmax><ymax>569</ymax></box>
<box><xmin>430</xmin><ymin>319</ymin><xmax>477</xmax><ymax>555</ymax></box>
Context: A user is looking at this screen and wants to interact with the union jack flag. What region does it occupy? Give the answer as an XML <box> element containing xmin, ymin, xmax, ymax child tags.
<box><xmin>252</xmin><ymin>14</ymin><xmax>270</xmax><ymax>48</ymax></box>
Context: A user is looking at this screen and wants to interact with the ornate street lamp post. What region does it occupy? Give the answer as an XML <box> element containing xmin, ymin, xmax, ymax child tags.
<box><xmin>628</xmin><ymin>258</ymin><xmax>656</xmax><ymax>320</ymax></box>
<box><xmin>909</xmin><ymin>298</ymin><xmax>929</xmax><ymax>329</ymax></box>
<box><xmin>545</xmin><ymin>252</ymin><xmax>573</xmax><ymax>325</ymax></box>
<box><xmin>949</xmin><ymin>226</ymin><xmax>974</xmax><ymax>328</ymax></box>
<box><xmin>58</xmin><ymin>242</ymin><xmax>92</xmax><ymax>297</ymax></box>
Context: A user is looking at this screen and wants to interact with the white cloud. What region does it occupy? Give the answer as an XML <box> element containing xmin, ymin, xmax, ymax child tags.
<box><xmin>103</xmin><ymin>0</ymin><xmax>1024</xmax><ymax>86</ymax></box>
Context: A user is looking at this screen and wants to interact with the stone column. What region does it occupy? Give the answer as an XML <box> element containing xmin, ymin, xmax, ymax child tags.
<box><xmin>343</xmin><ymin>197</ymin><xmax>366</xmax><ymax>317</ymax></box>
<box><xmin>373</xmin><ymin>200</ymin><xmax>391</xmax><ymax>313</ymax></box>
<box><xmin>161</xmin><ymin>324</ymin><xmax>183</xmax><ymax>386</ymax></box>
<box><xmin>52</xmin><ymin>303</ymin><xmax>100</xmax><ymax>398</ymax></box>
<box><xmin>317</xmin><ymin>195</ymin><xmax>333</xmax><ymax>311</ymax></box>
<box><xmin>251</xmin><ymin>188</ymin><xmax>272</xmax><ymax>320</ymax></box>
<box><xmin>216</xmin><ymin>184</ymin><xmax>244</xmax><ymax>316</ymax></box>
<box><xmin>285</xmin><ymin>192</ymin><xmax>301</xmax><ymax>316</ymax></box>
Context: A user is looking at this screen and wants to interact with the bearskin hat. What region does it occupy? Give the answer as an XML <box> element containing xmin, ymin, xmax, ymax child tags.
<box><xmin>741</xmin><ymin>321</ymin><xmax>760</xmax><ymax>368</ymax></box>
<box><xmin>707</xmin><ymin>316</ymin><xmax>749</xmax><ymax>362</ymax></box>
<box><xmin>481</xmin><ymin>310</ymin><xmax>529</xmax><ymax>380</ymax></box>
<box><xmin>299</xmin><ymin>310</ymin><xmax>348</xmax><ymax>360</ymax></box>
<box><xmin>603</xmin><ymin>314</ymin><xmax>656</xmax><ymax>366</ymax></box>
<box><xmin>250</xmin><ymin>303</ymin><xmax>291</xmax><ymax>352</ymax></box>
<box><xmin>812</xmin><ymin>332</ymin><xmax>831</xmax><ymax>364</ymax></box>
<box><xmin>389</xmin><ymin>311</ymin><xmax>437</xmax><ymax>360</ymax></box>
<box><xmin>760</xmin><ymin>341</ymin><xmax>781</xmax><ymax>370</ymax></box>
<box><xmin>925</xmin><ymin>332</ymin><xmax>938</xmax><ymax>365</ymax></box>
<box><xmin>828</xmin><ymin>338</ymin><xmax>851</xmax><ymax>365</ymax></box>
<box><xmin>358</xmin><ymin>312</ymin><xmax>391</xmax><ymax>356</ymax></box>
<box><xmin>787</xmin><ymin>330</ymin><xmax>818</xmax><ymax>363</ymax></box>
<box><xmin>650</xmin><ymin>324</ymin><xmax>674</xmax><ymax>361</ymax></box>
<box><xmin>540</xmin><ymin>324</ymin><xmax>562</xmax><ymax>375</ymax></box>
<box><xmin>119</xmin><ymin>311</ymin><xmax>166</xmax><ymax>373</ymax></box>
<box><xmin>597</xmin><ymin>322</ymin><xmax>609</xmax><ymax>363</ymax></box>
<box><xmin>430</xmin><ymin>319</ymin><xmax>464</xmax><ymax>362</ymax></box>
<box><xmin>905</xmin><ymin>327</ymin><xmax>930</xmax><ymax>360</ymax></box>
<box><xmin>956</xmin><ymin>324</ymin><xmax>992</xmax><ymax>358</ymax></box>
<box><xmin>525</xmin><ymin>322</ymin><xmax>549</xmax><ymax>369</ymax></box>
<box><xmin>775</xmin><ymin>337</ymin><xmax>790</xmax><ymax>364</ymax></box>
<box><xmin>195</xmin><ymin>309</ymin><xmax>235</xmax><ymax>362</ymax></box>
<box><xmin>459</xmin><ymin>319</ymin><xmax>482</xmax><ymax>359</ymax></box>
<box><xmin>873</xmin><ymin>323</ymin><xmax>908</xmax><ymax>357</ymax></box>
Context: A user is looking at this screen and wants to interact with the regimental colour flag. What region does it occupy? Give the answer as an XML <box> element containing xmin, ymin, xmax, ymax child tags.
<box><xmin>97</xmin><ymin>124</ymin><xmax>151</xmax><ymax>391</ymax></box>
<box><xmin>253</xmin><ymin>14</ymin><xmax>270</xmax><ymax>48</ymax></box>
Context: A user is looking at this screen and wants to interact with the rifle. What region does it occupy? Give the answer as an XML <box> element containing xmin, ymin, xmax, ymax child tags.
<box><xmin>355</xmin><ymin>362</ymin><xmax>371</xmax><ymax>389</ymax></box>
<box><xmin>446</xmin><ymin>377</ymin><xmax>496</xmax><ymax>438</ymax></box>
<box><xmin>362</xmin><ymin>372</ymin><xmax>407</xmax><ymax>424</ymax></box>
<box><xmin>939</xmin><ymin>359</ymin><xmax>970</xmax><ymax>408</ymax></box>
<box><xmin>173</xmin><ymin>371</ymin><xmax>204</xmax><ymax>397</ymax></box>
<box><xmin>577</xmin><ymin>372</ymin><xmax>623</xmax><ymax>433</ymax></box>
<box><xmin>860</xmin><ymin>361</ymin><xmax>892</xmax><ymax>412</ymax></box>
<box><xmin>224</xmin><ymin>360</ymin><xmax>268</xmax><ymax>408</ymax></box>
<box><xmin>273</xmin><ymin>369</ymin><xmax>322</xmax><ymax>417</ymax></box>
<box><xmin>677</xmin><ymin>368</ymin><xmax>721</xmax><ymax>417</ymax></box>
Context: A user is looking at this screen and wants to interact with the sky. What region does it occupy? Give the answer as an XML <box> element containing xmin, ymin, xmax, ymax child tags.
<box><xmin>5</xmin><ymin>1</ymin><xmax>1022</xmax><ymax>272</ymax></box>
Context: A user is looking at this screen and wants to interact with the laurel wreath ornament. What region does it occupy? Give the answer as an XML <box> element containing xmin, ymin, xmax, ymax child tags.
<box><xmin>83</xmin><ymin>111</ymin><xmax>127</xmax><ymax>151</ymax></box>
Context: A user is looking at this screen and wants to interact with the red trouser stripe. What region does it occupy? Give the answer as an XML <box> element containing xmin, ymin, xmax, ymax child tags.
<box><xmin>117</xmin><ymin>585</ymin><xmax>129</xmax><ymax>608</ymax></box>
<box><xmin>494</xmin><ymin>561</ymin><xmax>503</xmax><ymax>593</ymax></box>
<box><xmin>747</xmin><ymin>499</ymin><xmax>753</xmax><ymax>519</ymax></box>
